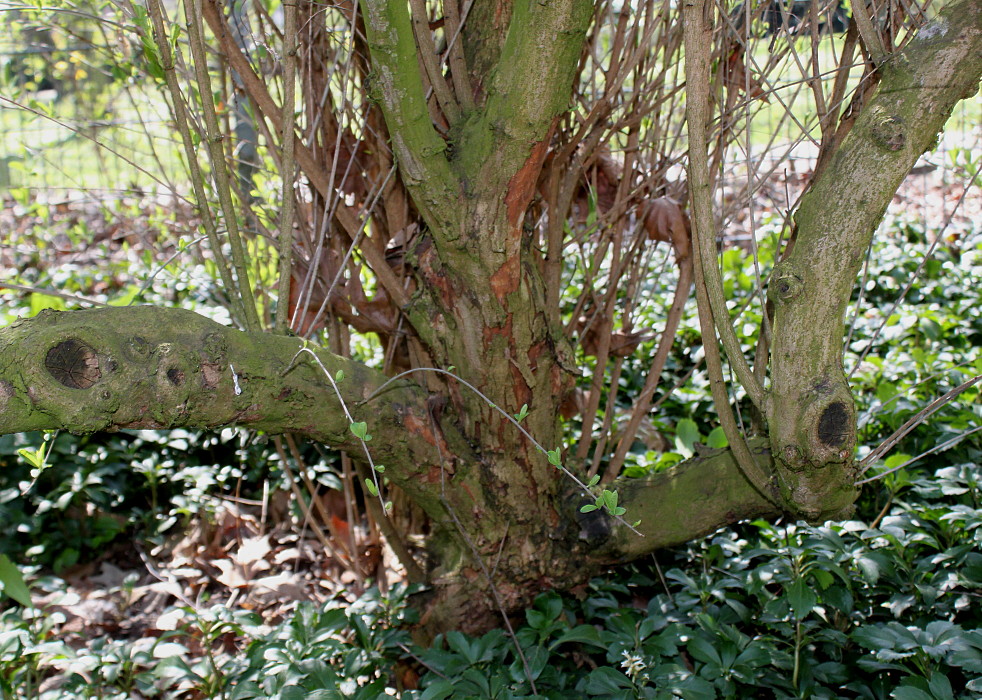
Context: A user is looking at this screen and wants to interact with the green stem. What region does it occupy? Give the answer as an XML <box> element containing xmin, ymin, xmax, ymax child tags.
<box><xmin>683</xmin><ymin>0</ymin><xmax>775</xmax><ymax>502</ymax></box>
<box><xmin>680</xmin><ymin>0</ymin><xmax>765</xmax><ymax>412</ymax></box>
<box><xmin>185</xmin><ymin>0</ymin><xmax>261</xmax><ymax>331</ymax></box>
<box><xmin>145</xmin><ymin>0</ymin><xmax>244</xmax><ymax>326</ymax></box>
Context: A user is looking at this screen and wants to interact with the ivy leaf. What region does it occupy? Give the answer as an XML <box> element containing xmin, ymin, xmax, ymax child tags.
<box><xmin>786</xmin><ymin>578</ymin><xmax>818</xmax><ymax>619</ymax></box>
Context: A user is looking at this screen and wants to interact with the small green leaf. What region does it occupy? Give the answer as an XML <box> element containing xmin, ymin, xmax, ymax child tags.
<box><xmin>335</xmin><ymin>370</ymin><xmax>345</xmax><ymax>382</ymax></box>
<box><xmin>706</xmin><ymin>426</ymin><xmax>728</xmax><ymax>449</ymax></box>
<box><xmin>547</xmin><ymin>449</ymin><xmax>562</xmax><ymax>466</ymax></box>
<box><xmin>587</xmin><ymin>474</ymin><xmax>600</xmax><ymax>487</ymax></box>
<box><xmin>0</xmin><ymin>554</ymin><xmax>32</xmax><ymax>608</ymax></box>
<box><xmin>446</xmin><ymin>365</ymin><xmax>456</xmax><ymax>372</ymax></box>
<box><xmin>349</xmin><ymin>422</ymin><xmax>369</xmax><ymax>441</ymax></box>
<box><xmin>373</xmin><ymin>464</ymin><xmax>385</xmax><ymax>473</ymax></box>
<box><xmin>17</xmin><ymin>442</ymin><xmax>46</xmax><ymax>469</ymax></box>
<box><xmin>632</xmin><ymin>520</ymin><xmax>642</xmax><ymax>528</ymax></box>
<box><xmin>580</xmin><ymin>504</ymin><xmax>598</xmax><ymax>513</ymax></box>
<box><xmin>17</xmin><ymin>448</ymin><xmax>39</xmax><ymax>468</ymax></box>
<box><xmin>601</xmin><ymin>489</ymin><xmax>618</xmax><ymax>511</ymax></box>
<box><xmin>884</xmin><ymin>453</ymin><xmax>912</xmax><ymax>470</ymax></box>
<box><xmin>514</xmin><ymin>404</ymin><xmax>529</xmax><ymax>421</ymax></box>
<box><xmin>364</xmin><ymin>478</ymin><xmax>379</xmax><ymax>497</ymax></box>
<box><xmin>612</xmin><ymin>506</ymin><xmax>626</xmax><ymax>516</ymax></box>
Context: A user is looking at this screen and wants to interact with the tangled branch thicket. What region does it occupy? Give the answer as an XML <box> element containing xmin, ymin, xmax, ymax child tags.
<box><xmin>3</xmin><ymin>0</ymin><xmax>948</xmax><ymax>585</ymax></box>
<box><xmin>121</xmin><ymin>0</ymin><xmax>936</xmax><ymax>565</ymax></box>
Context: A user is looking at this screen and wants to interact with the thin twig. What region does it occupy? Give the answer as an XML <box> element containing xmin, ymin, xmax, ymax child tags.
<box><xmin>185</xmin><ymin>0</ymin><xmax>261</xmax><ymax>330</ymax></box>
<box><xmin>856</xmin><ymin>425</ymin><xmax>982</xmax><ymax>486</ymax></box>
<box><xmin>0</xmin><ymin>96</ymin><xmax>191</xmax><ymax>206</ymax></box>
<box><xmin>0</xmin><ymin>282</ymin><xmax>108</xmax><ymax>307</ymax></box>
<box><xmin>365</xmin><ymin>367</ymin><xmax>644</xmax><ymax>534</ymax></box>
<box><xmin>606</xmin><ymin>259</ymin><xmax>693</xmax><ymax>480</ymax></box>
<box><xmin>144</xmin><ymin>0</ymin><xmax>244</xmax><ymax>325</ymax></box>
<box><xmin>851</xmin><ymin>0</ymin><xmax>889</xmax><ymax>66</ymax></box>
<box><xmin>272</xmin><ymin>436</ymin><xmax>347</xmax><ymax>564</ymax></box>
<box><xmin>275</xmin><ymin>0</ymin><xmax>299</xmax><ymax>331</ymax></box>
<box><xmin>283</xmin><ymin>346</ymin><xmax>388</xmax><ymax>511</ymax></box>
<box><xmin>427</xmin><ymin>408</ymin><xmax>538</xmax><ymax>695</ymax></box>
<box><xmin>442</xmin><ymin>0</ymin><xmax>474</xmax><ymax>111</ymax></box>
<box><xmin>683</xmin><ymin>0</ymin><xmax>776</xmax><ymax>504</ymax></box>
<box><xmin>409</xmin><ymin>0</ymin><xmax>460</xmax><ymax>123</ymax></box>
<box><xmin>849</xmin><ymin>162</ymin><xmax>981</xmax><ymax>377</ymax></box>
<box><xmin>680</xmin><ymin>6</ymin><xmax>765</xmax><ymax>410</ymax></box>
<box><xmin>858</xmin><ymin>374</ymin><xmax>981</xmax><ymax>474</ymax></box>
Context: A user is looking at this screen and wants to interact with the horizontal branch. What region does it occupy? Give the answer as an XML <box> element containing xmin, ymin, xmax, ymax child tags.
<box><xmin>0</xmin><ymin>306</ymin><xmax>466</xmax><ymax>517</ymax></box>
<box><xmin>594</xmin><ymin>438</ymin><xmax>782</xmax><ymax>561</ymax></box>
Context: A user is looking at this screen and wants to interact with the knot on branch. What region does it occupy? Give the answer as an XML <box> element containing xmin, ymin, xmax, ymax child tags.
<box><xmin>769</xmin><ymin>263</ymin><xmax>803</xmax><ymax>303</ymax></box>
<box><xmin>45</xmin><ymin>339</ymin><xmax>102</xmax><ymax>390</ymax></box>
<box><xmin>817</xmin><ymin>401</ymin><xmax>850</xmax><ymax>449</ymax></box>
<box><xmin>871</xmin><ymin>114</ymin><xmax>905</xmax><ymax>152</ymax></box>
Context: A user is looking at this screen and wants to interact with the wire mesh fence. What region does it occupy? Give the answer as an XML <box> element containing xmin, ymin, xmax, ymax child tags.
<box><xmin>0</xmin><ymin>0</ymin><xmax>978</xmax><ymax>234</ymax></box>
<box><xmin>0</xmin><ymin>35</ymin><xmax>187</xmax><ymax>198</ymax></box>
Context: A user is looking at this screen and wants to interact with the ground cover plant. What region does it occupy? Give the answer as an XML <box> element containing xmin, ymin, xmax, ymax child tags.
<box><xmin>0</xmin><ymin>0</ymin><xmax>981</xmax><ymax>696</ymax></box>
<box><xmin>1</xmin><ymin>195</ymin><xmax>979</xmax><ymax>697</ymax></box>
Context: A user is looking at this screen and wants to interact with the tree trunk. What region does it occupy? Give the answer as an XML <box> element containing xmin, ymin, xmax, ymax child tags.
<box><xmin>766</xmin><ymin>0</ymin><xmax>981</xmax><ymax>519</ymax></box>
<box><xmin>0</xmin><ymin>0</ymin><xmax>978</xmax><ymax>636</ymax></box>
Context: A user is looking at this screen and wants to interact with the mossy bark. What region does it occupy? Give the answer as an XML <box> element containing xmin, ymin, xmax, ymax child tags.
<box><xmin>0</xmin><ymin>306</ymin><xmax>473</xmax><ymax>521</ymax></box>
<box><xmin>599</xmin><ymin>439</ymin><xmax>780</xmax><ymax>561</ymax></box>
<box><xmin>767</xmin><ymin>0</ymin><xmax>981</xmax><ymax>520</ymax></box>
<box><xmin>359</xmin><ymin>0</ymin><xmax>595</xmax><ymax>634</ymax></box>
